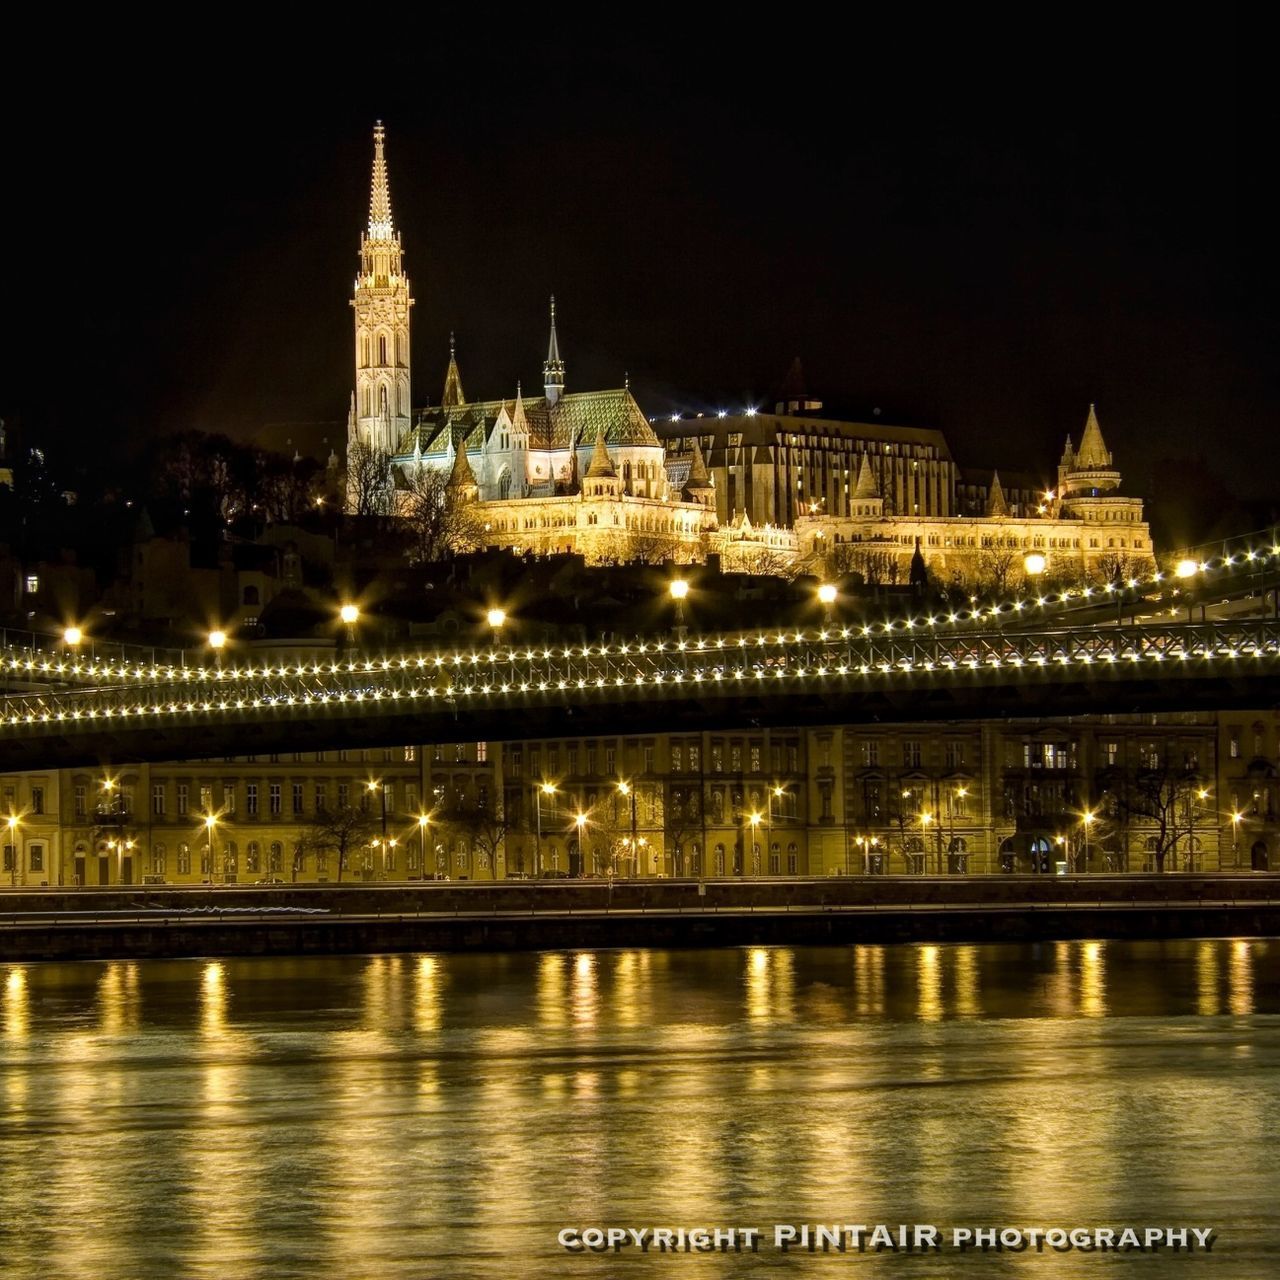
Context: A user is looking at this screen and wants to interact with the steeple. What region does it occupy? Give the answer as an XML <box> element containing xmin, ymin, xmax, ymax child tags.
<box><xmin>511</xmin><ymin>380</ymin><xmax>528</xmax><ymax>435</ymax></box>
<box><xmin>853</xmin><ymin>452</ymin><xmax>880</xmax><ymax>499</ymax></box>
<box><xmin>368</xmin><ymin>120</ymin><xmax>394</xmax><ymax>239</ymax></box>
<box><xmin>441</xmin><ymin>332</ymin><xmax>466</xmax><ymax>407</ymax></box>
<box><xmin>350</xmin><ymin>121</ymin><xmax>413</xmax><ymax>483</ymax></box>
<box><xmin>543</xmin><ymin>295</ymin><xmax>565</xmax><ymax>407</ymax></box>
<box><xmin>986</xmin><ymin>470</ymin><xmax>1008</xmax><ymax>517</ymax></box>
<box><xmin>686</xmin><ymin>435</ymin><xmax>710</xmax><ymax>487</ymax></box>
<box><xmin>585</xmin><ymin>424</ymin><xmax>617</xmax><ymax>479</ymax></box>
<box><xmin>1075</xmin><ymin>403</ymin><xmax>1112</xmax><ymax>469</ymax></box>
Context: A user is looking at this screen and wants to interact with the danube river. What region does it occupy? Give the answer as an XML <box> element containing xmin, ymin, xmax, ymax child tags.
<box><xmin>2</xmin><ymin>940</ymin><xmax>1278</xmax><ymax>1277</ymax></box>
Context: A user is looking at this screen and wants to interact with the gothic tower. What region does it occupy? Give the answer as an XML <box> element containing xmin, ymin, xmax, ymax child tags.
<box><xmin>351</xmin><ymin>122</ymin><xmax>413</xmax><ymax>457</ymax></box>
<box><xmin>543</xmin><ymin>295</ymin><xmax>565</xmax><ymax>407</ymax></box>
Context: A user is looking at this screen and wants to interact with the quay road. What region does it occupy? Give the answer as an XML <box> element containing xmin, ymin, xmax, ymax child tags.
<box><xmin>4</xmin><ymin>875</ymin><xmax>1280</xmax><ymax>961</ymax></box>
<box><xmin>1</xmin><ymin>618</ymin><xmax>1279</xmax><ymax>770</ymax></box>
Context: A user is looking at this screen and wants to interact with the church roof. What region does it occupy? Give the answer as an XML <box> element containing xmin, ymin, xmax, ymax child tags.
<box><xmin>441</xmin><ymin>334</ymin><xmax>465</xmax><ymax>408</ymax></box>
<box><xmin>685</xmin><ymin>434</ymin><xmax>711</xmax><ymax>487</ymax></box>
<box><xmin>985</xmin><ymin>470</ymin><xmax>1009</xmax><ymax>517</ymax></box>
<box><xmin>404</xmin><ymin>387</ymin><xmax>660</xmax><ymax>457</ymax></box>
<box><xmin>447</xmin><ymin>434</ymin><xmax>477</xmax><ymax>489</ymax></box>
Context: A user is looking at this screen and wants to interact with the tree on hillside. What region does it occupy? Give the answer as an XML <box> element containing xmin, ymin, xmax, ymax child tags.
<box><xmin>347</xmin><ymin>441</ymin><xmax>393</xmax><ymax>517</ymax></box>
<box><xmin>398</xmin><ymin>466</ymin><xmax>483</xmax><ymax>563</ymax></box>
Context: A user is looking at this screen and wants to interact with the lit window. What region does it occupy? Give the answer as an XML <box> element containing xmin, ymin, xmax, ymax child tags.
<box><xmin>25</xmin><ymin>575</ymin><xmax>39</xmax><ymax>594</ymax></box>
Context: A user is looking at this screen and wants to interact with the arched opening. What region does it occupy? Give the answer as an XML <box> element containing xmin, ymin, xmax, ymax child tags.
<box><xmin>1251</xmin><ymin>840</ymin><xmax>1269</xmax><ymax>872</ymax></box>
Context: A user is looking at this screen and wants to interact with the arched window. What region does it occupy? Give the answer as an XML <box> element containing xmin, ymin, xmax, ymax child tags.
<box><xmin>786</xmin><ymin>842</ymin><xmax>798</xmax><ymax>874</ymax></box>
<box><xmin>713</xmin><ymin>844</ymin><xmax>726</xmax><ymax>876</ymax></box>
<box><xmin>769</xmin><ymin>841</ymin><xmax>780</xmax><ymax>874</ymax></box>
<box><xmin>243</xmin><ymin>585</ymin><xmax>260</xmax><ymax>606</ymax></box>
<box><xmin>152</xmin><ymin>843</ymin><xmax>166</xmax><ymax>875</ymax></box>
<box><xmin>269</xmin><ymin>842</ymin><xmax>283</xmax><ymax>874</ymax></box>
<box><xmin>499</xmin><ymin>470</ymin><xmax>511</xmax><ymax>500</ymax></box>
<box><xmin>177</xmin><ymin>843</ymin><xmax>191</xmax><ymax>875</ymax></box>
<box><xmin>360</xmin><ymin>335</ymin><xmax>370</xmax><ymax>368</ymax></box>
<box><xmin>247</xmin><ymin>842</ymin><xmax>260</xmax><ymax>874</ymax></box>
<box><xmin>378</xmin><ymin>335</ymin><xmax>388</xmax><ymax>365</ymax></box>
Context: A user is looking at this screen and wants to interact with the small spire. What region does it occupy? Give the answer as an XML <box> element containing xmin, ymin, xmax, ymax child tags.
<box><xmin>544</xmin><ymin>294</ymin><xmax>565</xmax><ymax>406</ymax></box>
<box><xmin>685</xmin><ymin>435</ymin><xmax>711</xmax><ymax>488</ymax></box>
<box><xmin>447</xmin><ymin>432</ymin><xmax>478</xmax><ymax>491</ymax></box>
<box><xmin>1076</xmin><ymin>403</ymin><xmax>1111</xmax><ymax>468</ymax></box>
<box><xmin>441</xmin><ymin>334</ymin><xmax>466</xmax><ymax>407</ymax></box>
<box><xmin>585</xmin><ymin>424</ymin><xmax>617</xmax><ymax>479</ymax></box>
<box><xmin>986</xmin><ymin>470</ymin><xmax>1008</xmax><ymax>518</ymax></box>
<box><xmin>368</xmin><ymin>121</ymin><xmax>395</xmax><ymax>239</ymax></box>
<box><xmin>853</xmin><ymin>452</ymin><xmax>880</xmax><ymax>499</ymax></box>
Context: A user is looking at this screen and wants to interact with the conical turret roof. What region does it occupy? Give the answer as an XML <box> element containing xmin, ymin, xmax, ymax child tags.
<box><xmin>447</xmin><ymin>433</ymin><xmax>477</xmax><ymax>489</ymax></box>
<box><xmin>585</xmin><ymin>424</ymin><xmax>617</xmax><ymax>479</ymax></box>
<box><xmin>986</xmin><ymin>470</ymin><xmax>1008</xmax><ymax>517</ymax></box>
<box><xmin>686</xmin><ymin>435</ymin><xmax>711</xmax><ymax>487</ymax></box>
<box><xmin>441</xmin><ymin>333</ymin><xmax>465</xmax><ymax>407</ymax></box>
<box><xmin>1075</xmin><ymin>403</ymin><xmax>1111</xmax><ymax>468</ymax></box>
<box><xmin>853</xmin><ymin>452</ymin><xmax>880</xmax><ymax>499</ymax></box>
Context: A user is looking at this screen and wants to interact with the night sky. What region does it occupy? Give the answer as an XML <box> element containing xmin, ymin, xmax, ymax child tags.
<box><xmin>2</xmin><ymin>11</ymin><xmax>1267</xmax><ymax>500</ymax></box>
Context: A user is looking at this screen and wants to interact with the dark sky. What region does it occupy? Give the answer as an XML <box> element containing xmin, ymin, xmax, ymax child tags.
<box><xmin>2</xmin><ymin>10</ymin><xmax>1267</xmax><ymax>495</ymax></box>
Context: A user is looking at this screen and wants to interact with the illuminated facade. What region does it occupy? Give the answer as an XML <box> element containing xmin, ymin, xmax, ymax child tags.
<box><xmin>3</xmin><ymin>710</ymin><xmax>1274</xmax><ymax>886</ymax></box>
<box><xmin>344</xmin><ymin>123</ymin><xmax>1153</xmax><ymax>582</ymax></box>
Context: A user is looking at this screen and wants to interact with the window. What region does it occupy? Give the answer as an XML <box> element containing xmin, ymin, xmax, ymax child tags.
<box><xmin>177</xmin><ymin>843</ymin><xmax>191</xmax><ymax>875</ymax></box>
<box><xmin>292</xmin><ymin>783</ymin><xmax>304</xmax><ymax>815</ymax></box>
<box><xmin>247</xmin><ymin>842</ymin><xmax>260</xmax><ymax>874</ymax></box>
<box><xmin>688</xmin><ymin>745</ymin><xmax>701</xmax><ymax>772</ymax></box>
<box><xmin>586</xmin><ymin>745</ymin><xmax>597</xmax><ymax>774</ymax></box>
<box><xmin>74</xmin><ymin>785</ymin><xmax>86</xmax><ymax>818</ymax></box>
<box><xmin>643</xmin><ymin>745</ymin><xmax>654</xmax><ymax>774</ymax></box>
<box><xmin>711</xmin><ymin>744</ymin><xmax>723</xmax><ymax>773</ymax></box>
<box><xmin>177</xmin><ymin>784</ymin><xmax>189</xmax><ymax>816</ymax></box>
<box><xmin>1103</xmin><ymin>741</ymin><xmax>1119</xmax><ymax>767</ymax></box>
<box><xmin>1229</xmin><ymin>729</ymin><xmax>1241</xmax><ymax>759</ymax></box>
<box><xmin>152</xmin><ymin>844</ymin><xmax>166</xmax><ymax>875</ymax></box>
<box><xmin>223</xmin><ymin>785</ymin><xmax>236</xmax><ymax>814</ymax></box>
<box><xmin>29</xmin><ymin>845</ymin><xmax>43</xmax><ymax>872</ymax></box>
<box><xmin>730</xmin><ymin>744</ymin><xmax>742</xmax><ymax>771</ymax></box>
<box><xmin>30</xmin><ymin>787</ymin><xmax>44</xmax><ymax>815</ymax></box>
<box><xmin>605</xmin><ymin>747</ymin><xmax>616</xmax><ymax>775</ymax></box>
<box><xmin>405</xmin><ymin>783</ymin><xmax>418</xmax><ymax>813</ymax></box>
<box><xmin>269</xmin><ymin>842</ymin><xmax>282</xmax><ymax>873</ymax></box>
<box><xmin>152</xmin><ymin>784</ymin><xmax>165</xmax><ymax>816</ymax></box>
<box><xmin>269</xmin><ymin>784</ymin><xmax>282</xmax><ymax>816</ymax></box>
<box><xmin>246</xmin><ymin>784</ymin><xmax>259</xmax><ymax>816</ymax></box>
<box><xmin>25</xmin><ymin>574</ymin><xmax>39</xmax><ymax>594</ymax></box>
<box><xmin>404</xmin><ymin>745</ymin><xmax>416</xmax><ymax>762</ymax></box>
<box><xmin>314</xmin><ymin>783</ymin><xmax>327</xmax><ymax>813</ymax></box>
<box><xmin>750</xmin><ymin>745</ymin><xmax>762</xmax><ymax>773</ymax></box>
<box><xmin>509</xmin><ymin>749</ymin><xmax>522</xmax><ymax>778</ymax></box>
<box><xmin>902</xmin><ymin>740</ymin><xmax>922</xmax><ymax>768</ymax></box>
<box><xmin>2</xmin><ymin>845</ymin><xmax>12</xmax><ymax>873</ymax></box>
<box><xmin>200</xmin><ymin>784</ymin><xmax>213</xmax><ymax>813</ymax></box>
<box><xmin>567</xmin><ymin>746</ymin><xmax>578</xmax><ymax>774</ymax></box>
<box><xmin>944</xmin><ymin>742</ymin><xmax>965</xmax><ymax>769</ymax></box>
<box><xmin>337</xmin><ymin>783</ymin><xmax>349</xmax><ymax>809</ymax></box>
<box><xmin>671</xmin><ymin>746</ymin><xmax>684</xmax><ymax>773</ymax></box>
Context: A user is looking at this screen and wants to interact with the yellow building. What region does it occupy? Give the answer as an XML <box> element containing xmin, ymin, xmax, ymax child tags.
<box><xmin>4</xmin><ymin>709</ymin><xmax>1274</xmax><ymax>887</ymax></box>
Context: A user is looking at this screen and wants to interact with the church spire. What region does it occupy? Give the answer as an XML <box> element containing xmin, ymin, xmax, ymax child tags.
<box><xmin>853</xmin><ymin>452</ymin><xmax>880</xmax><ymax>499</ymax></box>
<box><xmin>986</xmin><ymin>470</ymin><xmax>1009</xmax><ymax>517</ymax></box>
<box><xmin>585</xmin><ymin>423</ymin><xmax>617</xmax><ymax>479</ymax></box>
<box><xmin>368</xmin><ymin>120</ymin><xmax>394</xmax><ymax>239</ymax></box>
<box><xmin>543</xmin><ymin>294</ymin><xmax>565</xmax><ymax>407</ymax></box>
<box><xmin>441</xmin><ymin>332</ymin><xmax>466</xmax><ymax>407</ymax></box>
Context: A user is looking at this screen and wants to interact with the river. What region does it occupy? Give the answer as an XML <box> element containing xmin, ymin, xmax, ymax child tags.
<box><xmin>1</xmin><ymin>940</ymin><xmax>1277</xmax><ymax>1277</ymax></box>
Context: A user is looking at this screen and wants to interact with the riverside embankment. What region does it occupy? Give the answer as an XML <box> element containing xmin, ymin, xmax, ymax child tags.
<box><xmin>2</xmin><ymin>874</ymin><xmax>1279</xmax><ymax>960</ymax></box>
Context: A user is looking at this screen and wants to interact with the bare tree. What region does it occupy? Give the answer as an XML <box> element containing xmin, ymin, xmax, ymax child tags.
<box><xmin>976</xmin><ymin>546</ymin><xmax>1018</xmax><ymax>595</ymax></box>
<box><xmin>347</xmin><ymin>441</ymin><xmax>393</xmax><ymax>516</ymax></box>
<box><xmin>832</xmin><ymin>544</ymin><xmax>902</xmax><ymax>586</ymax></box>
<box><xmin>1105</xmin><ymin>760</ymin><xmax>1199</xmax><ymax>873</ymax></box>
<box><xmin>398</xmin><ymin>466</ymin><xmax>483</xmax><ymax>563</ymax></box>
<box><xmin>297</xmin><ymin>805</ymin><xmax>378</xmax><ymax>882</ymax></box>
<box><xmin>665</xmin><ymin>784</ymin><xmax>703</xmax><ymax>876</ymax></box>
<box><xmin>435</xmin><ymin>792</ymin><xmax>515</xmax><ymax>880</ymax></box>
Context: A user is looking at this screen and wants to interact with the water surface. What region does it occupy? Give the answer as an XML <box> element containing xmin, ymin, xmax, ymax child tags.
<box><xmin>2</xmin><ymin>940</ymin><xmax>1277</xmax><ymax>1277</ymax></box>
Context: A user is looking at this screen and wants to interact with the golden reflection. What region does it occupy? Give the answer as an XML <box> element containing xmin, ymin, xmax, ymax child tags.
<box><xmin>953</xmin><ymin>945</ymin><xmax>979</xmax><ymax>1016</ymax></box>
<box><xmin>1045</xmin><ymin>942</ymin><xmax>1074</xmax><ymax>1017</ymax></box>
<box><xmin>917</xmin><ymin>945</ymin><xmax>942</xmax><ymax>1021</ymax></box>
<box><xmin>572</xmin><ymin>951</ymin><xmax>599</xmax><ymax>1029</ymax></box>
<box><xmin>3</xmin><ymin>966</ymin><xmax>28</xmax><ymax>1039</ymax></box>
<box><xmin>538</xmin><ymin>953</ymin><xmax>567</xmax><ymax>1028</ymax></box>
<box><xmin>97</xmin><ymin>962</ymin><xmax>142</xmax><ymax>1036</ymax></box>
<box><xmin>1197</xmin><ymin>940</ymin><xmax>1221</xmax><ymax>1016</ymax></box>
<box><xmin>200</xmin><ymin>962</ymin><xmax>226</xmax><ymax>1038</ymax></box>
<box><xmin>852</xmin><ymin>945</ymin><xmax>885</xmax><ymax>1016</ymax></box>
<box><xmin>745</xmin><ymin>947</ymin><xmax>796</xmax><ymax>1023</ymax></box>
<box><xmin>613</xmin><ymin>950</ymin><xmax>640</xmax><ymax>1026</ymax></box>
<box><xmin>1080</xmin><ymin>941</ymin><xmax>1107</xmax><ymax>1018</ymax></box>
<box><xmin>1230</xmin><ymin>940</ymin><xmax>1254</xmax><ymax>1016</ymax></box>
<box><xmin>413</xmin><ymin>955</ymin><xmax>446</xmax><ymax>1033</ymax></box>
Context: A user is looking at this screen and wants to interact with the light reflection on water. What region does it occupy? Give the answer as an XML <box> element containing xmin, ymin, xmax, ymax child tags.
<box><xmin>1</xmin><ymin>940</ymin><xmax>1279</xmax><ymax>1278</ymax></box>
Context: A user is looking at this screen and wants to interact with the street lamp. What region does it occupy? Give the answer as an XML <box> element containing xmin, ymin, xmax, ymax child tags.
<box><xmin>339</xmin><ymin>602</ymin><xmax>359</xmax><ymax>645</ymax></box>
<box><xmin>1231</xmin><ymin>810</ymin><xmax>1243</xmax><ymax>866</ymax></box>
<box><xmin>417</xmin><ymin>814</ymin><xmax>431</xmax><ymax>879</ymax></box>
<box><xmin>817</xmin><ymin>581</ymin><xmax>837</xmax><ymax>625</ymax></box>
<box><xmin>535</xmin><ymin>781</ymin><xmax>556</xmax><ymax>879</ymax></box>
<box><xmin>1190</xmin><ymin>788</ymin><xmax>1209</xmax><ymax>873</ymax></box>
<box><xmin>920</xmin><ymin>810</ymin><xmax>937</xmax><ymax>874</ymax></box>
<box><xmin>617</xmin><ymin>780</ymin><xmax>638</xmax><ymax>876</ymax></box>
<box><xmin>748</xmin><ymin>811</ymin><xmax>762</xmax><ymax>875</ymax></box>
<box><xmin>573</xmin><ymin>811</ymin><xmax>589</xmax><ymax>875</ymax></box>
<box><xmin>1174</xmin><ymin>559</ymin><xmax>1200</xmax><ymax>622</ymax></box>
<box><xmin>669</xmin><ymin>578</ymin><xmax>689</xmax><ymax>635</ymax></box>
<box><xmin>367</xmin><ymin>780</ymin><xmax>387</xmax><ymax>878</ymax></box>
<box><xmin>203</xmin><ymin>813</ymin><xmax>219</xmax><ymax>884</ymax></box>
<box><xmin>1080</xmin><ymin>810</ymin><xmax>1095</xmax><ymax>874</ymax></box>
<box><xmin>1023</xmin><ymin>552</ymin><xmax>1047</xmax><ymax>578</ymax></box>
<box><xmin>5</xmin><ymin>815</ymin><xmax>19</xmax><ymax>886</ymax></box>
<box><xmin>486</xmin><ymin>607</ymin><xmax>507</xmax><ymax>644</ymax></box>
<box><xmin>208</xmin><ymin>629</ymin><xmax>227</xmax><ymax>651</ymax></box>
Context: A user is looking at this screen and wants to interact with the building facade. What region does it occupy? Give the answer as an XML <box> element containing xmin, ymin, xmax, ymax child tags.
<box><xmin>3</xmin><ymin>709</ymin><xmax>1275</xmax><ymax>887</ymax></box>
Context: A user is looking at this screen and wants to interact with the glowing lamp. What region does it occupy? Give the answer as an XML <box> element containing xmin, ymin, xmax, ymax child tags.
<box><xmin>1175</xmin><ymin>559</ymin><xmax>1199</xmax><ymax>579</ymax></box>
<box><xmin>486</xmin><ymin>608</ymin><xmax>507</xmax><ymax>629</ymax></box>
<box><xmin>669</xmin><ymin>579</ymin><xmax>690</xmax><ymax>601</ymax></box>
<box><xmin>1023</xmin><ymin>553</ymin><xmax>1047</xmax><ymax>576</ymax></box>
<box><xmin>817</xmin><ymin>583</ymin><xmax>838</xmax><ymax>605</ymax></box>
<box><xmin>63</xmin><ymin>626</ymin><xmax>83</xmax><ymax>646</ymax></box>
<box><xmin>208</xmin><ymin>630</ymin><xmax>227</xmax><ymax>650</ymax></box>
<box><xmin>339</xmin><ymin>604</ymin><xmax>360</xmax><ymax>624</ymax></box>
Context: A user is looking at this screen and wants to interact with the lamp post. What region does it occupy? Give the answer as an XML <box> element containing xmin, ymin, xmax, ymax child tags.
<box><xmin>1080</xmin><ymin>810</ymin><xmax>1095</xmax><ymax>874</ymax></box>
<box><xmin>669</xmin><ymin>578</ymin><xmax>689</xmax><ymax>638</ymax></box>
<box><xmin>617</xmin><ymin>780</ymin><xmax>637</xmax><ymax>877</ymax></box>
<box><xmin>208</xmin><ymin>629</ymin><xmax>227</xmax><ymax>653</ymax></box>
<box><xmin>1190</xmin><ymin>788</ymin><xmax>1209</xmax><ymax>873</ymax></box>
<box><xmin>339</xmin><ymin>602</ymin><xmax>359</xmax><ymax>646</ymax></box>
<box><xmin>920</xmin><ymin>810</ymin><xmax>937</xmax><ymax>875</ymax></box>
<box><xmin>748</xmin><ymin>811</ymin><xmax>761</xmax><ymax>876</ymax></box>
<box><xmin>486</xmin><ymin>607</ymin><xmax>506</xmax><ymax>646</ymax></box>
<box><xmin>1175</xmin><ymin>559</ymin><xmax>1199</xmax><ymax>623</ymax></box>
<box><xmin>418</xmin><ymin>814</ymin><xmax>430</xmax><ymax>880</ymax></box>
<box><xmin>6</xmin><ymin>814</ymin><xmax>19</xmax><ymax>886</ymax></box>
<box><xmin>574</xmin><ymin>811</ymin><xmax>588</xmax><ymax>879</ymax></box>
<box><xmin>63</xmin><ymin>625</ymin><xmax>84</xmax><ymax>649</ymax></box>
<box><xmin>768</xmin><ymin>784</ymin><xmax>784</xmax><ymax>874</ymax></box>
<box><xmin>203</xmin><ymin>814</ymin><xmax>218</xmax><ymax>885</ymax></box>
<box><xmin>1231</xmin><ymin>811</ymin><xmax>1242</xmax><ymax>868</ymax></box>
<box><xmin>817</xmin><ymin>582</ymin><xmax>837</xmax><ymax>627</ymax></box>
<box><xmin>367</xmin><ymin>780</ymin><xmax>387</xmax><ymax>879</ymax></box>
<box><xmin>536</xmin><ymin>781</ymin><xmax>556</xmax><ymax>879</ymax></box>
